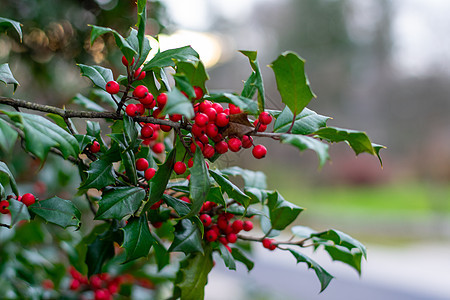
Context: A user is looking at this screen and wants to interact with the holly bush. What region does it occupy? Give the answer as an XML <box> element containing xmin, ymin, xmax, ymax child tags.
<box><xmin>0</xmin><ymin>2</ymin><xmax>384</xmax><ymax>299</ymax></box>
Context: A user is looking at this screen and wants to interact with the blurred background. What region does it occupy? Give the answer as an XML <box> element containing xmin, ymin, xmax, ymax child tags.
<box><xmin>1</xmin><ymin>0</ymin><xmax>450</xmax><ymax>299</ymax></box>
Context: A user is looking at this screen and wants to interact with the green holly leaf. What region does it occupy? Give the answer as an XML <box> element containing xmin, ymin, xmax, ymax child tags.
<box><xmin>78</xmin><ymin>158</ymin><xmax>117</xmax><ymax>191</ymax></box>
<box><xmin>174</xmin><ymin>245</ymin><xmax>213</xmax><ymax>300</ymax></box>
<box><xmin>173</xmin><ymin>74</ymin><xmax>195</xmax><ymax>98</ymax></box>
<box><xmin>161</xmin><ymin>87</ymin><xmax>195</xmax><ymax>119</ymax></box>
<box><xmin>273</xmin><ymin>106</ymin><xmax>330</xmax><ymax>134</ymax></box>
<box><xmin>231</xmin><ymin>248</ymin><xmax>254</xmax><ymax>272</ymax></box>
<box><xmin>77</xmin><ymin>64</ymin><xmax>114</xmax><ymax>92</ymax></box>
<box><xmin>0</xmin><ymin>118</ymin><xmax>18</xmax><ymax>154</ymax></box>
<box><xmin>0</xmin><ymin>161</ymin><xmax>18</xmax><ymax>196</ymax></box>
<box><xmin>313</xmin><ymin>127</ymin><xmax>384</xmax><ymax>165</ymax></box>
<box><xmin>72</xmin><ymin>93</ymin><xmax>105</xmax><ymax>112</ymax></box>
<box><xmin>269</xmin><ymin>51</ymin><xmax>316</xmax><ymax>115</ymax></box>
<box><xmin>169</xmin><ymin>218</ymin><xmax>203</xmax><ymax>254</ymax></box>
<box><xmin>280</xmin><ymin>134</ymin><xmax>330</xmax><ymax>168</ymax></box>
<box><xmin>221</xmin><ymin>166</ymin><xmax>267</xmax><ymax>189</ymax></box>
<box><xmin>121</xmin><ymin>215</ymin><xmax>154</xmax><ymax>263</ymax></box>
<box><xmin>186</xmin><ymin>147</ymin><xmax>210</xmax><ymax>218</ymax></box>
<box><xmin>1</xmin><ymin>111</ymin><xmax>79</xmax><ymax>161</ymax></box>
<box><xmin>29</xmin><ymin>197</ymin><xmax>81</xmax><ymax>229</ymax></box>
<box><xmin>205</xmin><ymin>186</ymin><xmax>226</xmax><ymax>207</ymax></box>
<box><xmin>176</xmin><ymin>60</ymin><xmax>209</xmax><ymax>92</ymax></box>
<box><xmin>240</xmin><ymin>50</ymin><xmax>265</xmax><ymax>113</ymax></box>
<box><xmin>0</xmin><ymin>63</ymin><xmax>19</xmax><ymax>92</ymax></box>
<box><xmin>0</xmin><ymin>17</ymin><xmax>23</xmax><ymax>41</ymax></box>
<box><xmin>95</xmin><ymin>187</ymin><xmax>145</xmax><ymax>220</ymax></box>
<box><xmin>162</xmin><ymin>194</ymin><xmax>190</xmax><ymax>217</ymax></box>
<box><xmin>209</xmin><ymin>170</ymin><xmax>251</xmax><ymax>207</ymax></box>
<box><xmin>218</xmin><ymin>243</ymin><xmax>236</xmax><ymax>270</ymax></box>
<box><xmin>311</xmin><ymin>229</ymin><xmax>367</xmax><ymax>259</ymax></box>
<box><xmin>89</xmin><ymin>25</ymin><xmax>136</xmax><ymax>63</ymax></box>
<box><xmin>225</xmin><ymin>204</ymin><xmax>265</xmax><ymax>218</ymax></box>
<box><xmin>207</xmin><ymin>93</ymin><xmax>258</xmax><ymax>115</ymax></box>
<box><xmin>143</xmin><ymin>46</ymin><xmax>199</xmax><ymax>71</ymax></box>
<box><xmin>152</xmin><ymin>234</ymin><xmax>171</xmax><ymax>271</ymax></box>
<box><xmin>324</xmin><ymin>244</ymin><xmax>363</xmax><ymax>275</ymax></box>
<box><xmin>267</xmin><ymin>191</ymin><xmax>303</xmax><ymax>230</ymax></box>
<box><xmin>288</xmin><ymin>249</ymin><xmax>334</xmax><ymax>293</ymax></box>
<box><xmin>85</xmin><ymin>227</ymin><xmax>116</xmax><ymax>277</ymax></box>
<box><xmin>8</xmin><ymin>199</ymin><xmax>30</xmax><ymax>227</ymax></box>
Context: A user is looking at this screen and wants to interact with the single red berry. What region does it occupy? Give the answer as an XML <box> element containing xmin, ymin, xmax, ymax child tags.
<box><xmin>133</xmin><ymin>85</ymin><xmax>148</xmax><ymax>99</ymax></box>
<box><xmin>218</xmin><ymin>236</ymin><xmax>228</xmax><ymax>245</ymax></box>
<box><xmin>0</xmin><ymin>200</ymin><xmax>10</xmax><ymax>214</ymax></box>
<box><xmin>205</xmin><ymin>123</ymin><xmax>218</xmax><ymax>138</ymax></box>
<box><xmin>262</xmin><ymin>238</ymin><xmax>272</xmax><ymax>249</ymax></box>
<box><xmin>90</xmin><ymin>275</ymin><xmax>102</xmax><ymax>290</ymax></box>
<box><xmin>42</xmin><ymin>279</ymin><xmax>54</xmax><ymax>290</ymax></box>
<box><xmin>215</xmin><ymin>113</ymin><xmax>229</xmax><ymax>127</ymax></box>
<box><xmin>136</xmin><ymin>158</ymin><xmax>149</xmax><ymax>171</ymax></box>
<box><xmin>188</xmin><ymin>157</ymin><xmax>194</xmax><ymax>168</ymax></box>
<box><xmin>224</xmin><ymin>212</ymin><xmax>234</xmax><ymax>220</ymax></box>
<box><xmin>200</xmin><ymin>214</ymin><xmax>212</xmax><ymax>227</ymax></box>
<box><xmin>217</xmin><ymin>215</ymin><xmax>228</xmax><ymax>230</ymax></box>
<box><xmin>152</xmin><ymin>143</ymin><xmax>165</xmax><ymax>154</ymax></box>
<box><xmin>139</xmin><ymin>93</ymin><xmax>154</xmax><ymax>106</ymax></box>
<box><xmin>148</xmin><ymin>129</ymin><xmax>159</xmax><ymax>141</ymax></box>
<box><xmin>180</xmin><ymin>196</ymin><xmax>190</xmax><ymax>203</ymax></box>
<box><xmin>94</xmin><ymin>289</ymin><xmax>111</xmax><ymax>300</ymax></box>
<box><xmin>21</xmin><ymin>193</ymin><xmax>36</xmax><ymax>206</ymax></box>
<box><xmin>144</xmin><ymin>168</ymin><xmax>156</xmax><ymax>180</ymax></box>
<box><xmin>214</xmin><ymin>140</ymin><xmax>228</xmax><ymax>154</ymax></box>
<box><xmin>212</xmin><ymin>133</ymin><xmax>224</xmax><ymax>143</ymax></box>
<box><xmin>231</xmin><ymin>220</ymin><xmax>244</xmax><ymax>233</ymax></box>
<box><xmin>195</xmin><ymin>113</ymin><xmax>209</xmax><ymax>127</ymax></box>
<box><xmin>243</xmin><ymin>220</ymin><xmax>253</xmax><ymax>231</ymax></box>
<box><xmin>199</xmin><ymin>100</ymin><xmax>213</xmax><ymax>112</ymax></box>
<box><xmin>152</xmin><ymin>108</ymin><xmax>164</xmax><ymax>119</ymax></box>
<box><xmin>242</xmin><ymin>135</ymin><xmax>253</xmax><ymax>148</ymax></box>
<box><xmin>152</xmin><ymin>221</ymin><xmax>163</xmax><ymax>228</ymax></box>
<box><xmin>133</xmin><ymin>67</ymin><xmax>146</xmax><ymax>80</ymax></box>
<box><xmin>174</xmin><ymin>161</ymin><xmax>187</xmax><ymax>175</ymax></box>
<box><xmin>259</xmin><ymin>111</ymin><xmax>272</xmax><ymax>125</ymax></box>
<box><xmin>204</xmin><ymin>107</ymin><xmax>217</xmax><ymax>122</ymax></box>
<box><xmin>198</xmin><ymin>134</ymin><xmax>209</xmax><ymax>145</ymax></box>
<box><xmin>227</xmin><ymin>233</ymin><xmax>238</xmax><ymax>243</ymax></box>
<box><xmin>169</xmin><ymin>114</ymin><xmax>182</xmax><ymax>122</ymax></box>
<box><xmin>202</xmin><ymin>144</ymin><xmax>215</xmax><ymax>158</ymax></box>
<box><xmin>228</xmin><ymin>137</ymin><xmax>242</xmax><ymax>152</ymax></box>
<box><xmin>160</xmin><ymin>124</ymin><xmax>172</xmax><ymax>132</ymax></box>
<box><xmin>252</xmin><ymin>144</ymin><xmax>267</xmax><ymax>159</ymax></box>
<box><xmin>205</xmin><ymin>229</ymin><xmax>218</xmax><ymax>242</ymax></box>
<box><xmin>141</xmin><ymin>125</ymin><xmax>154</xmax><ymax>138</ymax></box>
<box><xmin>135</xmin><ymin>103</ymin><xmax>145</xmax><ymax>115</ymax></box>
<box><xmin>212</xmin><ymin>103</ymin><xmax>223</xmax><ymax>113</ymax></box>
<box><xmin>190</xmin><ymin>140</ymin><xmax>203</xmax><ymax>153</ymax></box>
<box><xmin>191</xmin><ymin>124</ymin><xmax>206</xmax><ymax>137</ymax></box>
<box><xmin>253</xmin><ymin>119</ymin><xmax>267</xmax><ymax>132</ymax></box>
<box><xmin>193</xmin><ymin>86</ymin><xmax>204</xmax><ymax>100</ymax></box>
<box><xmin>121</xmin><ymin>56</ymin><xmax>135</xmax><ymax>66</ymax></box>
<box><xmin>125</xmin><ymin>104</ymin><xmax>138</xmax><ymax>117</ymax></box>
<box><xmin>210</xmin><ymin>224</ymin><xmax>220</xmax><ymax>235</ymax></box>
<box><xmin>224</xmin><ymin>225</ymin><xmax>233</xmax><ymax>234</ymax></box>
<box><xmin>69</xmin><ymin>279</ymin><xmax>81</xmax><ymax>290</ymax></box>
<box><xmin>90</xmin><ymin>141</ymin><xmax>101</xmax><ymax>153</ymax></box>
<box><xmin>157</xmin><ymin>93</ymin><xmax>168</xmax><ymax>108</ymax></box>
<box><xmin>105</xmin><ymin>81</ymin><xmax>120</xmax><ymax>94</ymax></box>
<box><xmin>229</xmin><ymin>104</ymin><xmax>242</xmax><ymax>114</ymax></box>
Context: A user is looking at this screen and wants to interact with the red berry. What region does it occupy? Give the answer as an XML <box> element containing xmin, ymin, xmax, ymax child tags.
<box><xmin>205</xmin><ymin>229</ymin><xmax>218</xmax><ymax>242</ymax></box>
<box><xmin>252</xmin><ymin>144</ymin><xmax>267</xmax><ymax>159</ymax></box>
<box><xmin>152</xmin><ymin>143</ymin><xmax>165</xmax><ymax>154</ymax></box>
<box><xmin>90</xmin><ymin>275</ymin><xmax>102</xmax><ymax>290</ymax></box>
<box><xmin>157</xmin><ymin>93</ymin><xmax>168</xmax><ymax>108</ymax></box>
<box><xmin>190</xmin><ymin>140</ymin><xmax>203</xmax><ymax>153</ymax></box>
<box><xmin>174</xmin><ymin>161</ymin><xmax>187</xmax><ymax>175</ymax></box>
<box><xmin>227</xmin><ymin>233</ymin><xmax>238</xmax><ymax>243</ymax></box>
<box><xmin>205</xmin><ymin>123</ymin><xmax>218</xmax><ymax>138</ymax></box>
<box><xmin>90</xmin><ymin>141</ymin><xmax>101</xmax><ymax>153</ymax></box>
<box><xmin>198</xmin><ymin>134</ymin><xmax>209</xmax><ymax>145</ymax></box>
<box><xmin>242</xmin><ymin>135</ymin><xmax>253</xmax><ymax>148</ymax></box>
<box><xmin>180</xmin><ymin>196</ymin><xmax>190</xmax><ymax>203</ymax></box>
<box><xmin>214</xmin><ymin>140</ymin><xmax>228</xmax><ymax>154</ymax></box>
<box><xmin>218</xmin><ymin>236</ymin><xmax>228</xmax><ymax>245</ymax></box>
<box><xmin>42</xmin><ymin>279</ymin><xmax>54</xmax><ymax>290</ymax></box>
<box><xmin>212</xmin><ymin>103</ymin><xmax>223</xmax><ymax>113</ymax></box>
<box><xmin>202</xmin><ymin>144</ymin><xmax>215</xmax><ymax>158</ymax></box>
<box><xmin>215</xmin><ymin>113</ymin><xmax>229</xmax><ymax>127</ymax></box>
<box><xmin>200</xmin><ymin>214</ymin><xmax>212</xmax><ymax>227</ymax></box>
<box><xmin>204</xmin><ymin>107</ymin><xmax>217</xmax><ymax>122</ymax></box>
<box><xmin>134</xmin><ymin>67</ymin><xmax>146</xmax><ymax>80</ymax></box>
<box><xmin>199</xmin><ymin>100</ymin><xmax>213</xmax><ymax>112</ymax></box>
<box><xmin>228</xmin><ymin>137</ymin><xmax>242</xmax><ymax>152</ymax></box>
<box><xmin>136</xmin><ymin>158</ymin><xmax>149</xmax><ymax>171</ymax></box>
<box><xmin>133</xmin><ymin>85</ymin><xmax>148</xmax><ymax>99</ymax></box>
<box><xmin>94</xmin><ymin>289</ymin><xmax>112</xmax><ymax>300</ymax></box>
<box><xmin>188</xmin><ymin>157</ymin><xmax>194</xmax><ymax>168</ymax></box>
<box><xmin>141</xmin><ymin>125</ymin><xmax>154</xmax><ymax>138</ymax></box>
<box><xmin>105</xmin><ymin>81</ymin><xmax>120</xmax><ymax>94</ymax></box>
<box><xmin>243</xmin><ymin>220</ymin><xmax>253</xmax><ymax>231</ymax></box>
<box><xmin>262</xmin><ymin>238</ymin><xmax>272</xmax><ymax>249</ymax></box>
<box><xmin>125</xmin><ymin>104</ymin><xmax>138</xmax><ymax>117</ymax></box>
<box><xmin>191</xmin><ymin>124</ymin><xmax>206</xmax><ymax>137</ymax></box>
<box><xmin>193</xmin><ymin>86</ymin><xmax>204</xmax><ymax>100</ymax></box>
<box><xmin>69</xmin><ymin>279</ymin><xmax>81</xmax><ymax>290</ymax></box>
<box><xmin>135</xmin><ymin>103</ymin><xmax>145</xmax><ymax>115</ymax></box>
<box><xmin>0</xmin><ymin>200</ymin><xmax>10</xmax><ymax>214</ymax></box>
<box><xmin>150</xmin><ymin>199</ymin><xmax>163</xmax><ymax>210</ymax></box>
<box><xmin>122</xmin><ymin>56</ymin><xmax>135</xmax><ymax>66</ymax></box>
<box><xmin>169</xmin><ymin>114</ymin><xmax>182</xmax><ymax>122</ymax></box>
<box><xmin>231</xmin><ymin>220</ymin><xmax>244</xmax><ymax>233</ymax></box>
<box><xmin>253</xmin><ymin>119</ymin><xmax>267</xmax><ymax>132</ymax></box>
<box><xmin>21</xmin><ymin>193</ymin><xmax>36</xmax><ymax>206</ymax></box>
<box><xmin>217</xmin><ymin>215</ymin><xmax>228</xmax><ymax>230</ymax></box>
<box><xmin>160</xmin><ymin>124</ymin><xmax>172</xmax><ymax>132</ymax></box>
<box><xmin>229</xmin><ymin>104</ymin><xmax>242</xmax><ymax>114</ymax></box>
<box><xmin>195</xmin><ymin>113</ymin><xmax>209</xmax><ymax>127</ymax></box>
<box><xmin>139</xmin><ymin>93</ymin><xmax>154</xmax><ymax>106</ymax></box>
<box><xmin>152</xmin><ymin>108</ymin><xmax>164</xmax><ymax>119</ymax></box>
<box><xmin>144</xmin><ymin>168</ymin><xmax>156</xmax><ymax>180</ymax></box>
<box><xmin>259</xmin><ymin>111</ymin><xmax>272</xmax><ymax>125</ymax></box>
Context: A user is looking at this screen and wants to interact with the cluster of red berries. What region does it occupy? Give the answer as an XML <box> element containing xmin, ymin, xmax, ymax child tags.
<box><xmin>261</xmin><ymin>238</ymin><xmax>277</xmax><ymax>251</ymax></box>
<box><xmin>0</xmin><ymin>193</ymin><xmax>37</xmax><ymax>214</ymax></box>
<box><xmin>135</xmin><ymin>158</ymin><xmax>156</xmax><ymax>181</ymax></box>
<box><xmin>139</xmin><ymin>122</ymin><xmax>165</xmax><ymax>154</ymax></box>
<box><xmin>199</xmin><ymin>203</ymin><xmax>254</xmax><ymax>252</ymax></box>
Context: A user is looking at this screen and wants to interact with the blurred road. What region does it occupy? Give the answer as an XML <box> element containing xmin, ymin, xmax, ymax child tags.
<box><xmin>205</xmin><ymin>243</ymin><xmax>450</xmax><ymax>300</ymax></box>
